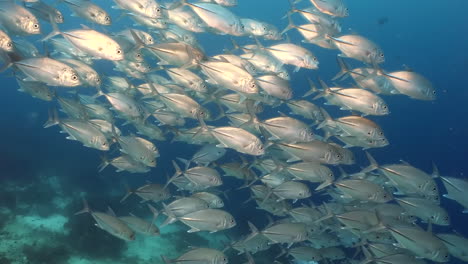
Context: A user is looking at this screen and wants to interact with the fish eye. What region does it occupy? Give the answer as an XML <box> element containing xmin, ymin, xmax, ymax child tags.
<box><xmin>72</xmin><ymin>75</ymin><xmax>78</xmax><ymax>80</ymax></box>
<box><xmin>34</xmin><ymin>24</ymin><xmax>39</xmax><ymax>29</ymax></box>
<box><xmin>313</xmin><ymin>57</ymin><xmax>318</xmax><ymax>61</ymax></box>
<box><xmin>383</xmin><ymin>105</ymin><xmax>387</xmax><ymax>109</ymax></box>
<box><xmin>432</xmin><ymin>91</ymin><xmax>436</xmax><ymax>94</ymax></box>
<box><xmin>117</xmin><ymin>49</ymin><xmax>122</xmax><ymax>54</ymax></box>
<box><xmin>6</xmin><ymin>42</ymin><xmax>12</xmax><ymax>47</ymax></box>
<box><xmin>156</xmin><ymin>8</ymin><xmax>161</xmax><ymax>13</ymax></box>
<box><xmin>148</xmin><ymin>38</ymin><xmax>153</xmax><ymax>43</ymax></box>
<box><xmin>105</xmin><ymin>16</ymin><xmax>110</xmax><ymax>21</ymax></box>
<box><xmin>367</xmin><ymin>132</ymin><xmax>371</xmax><ymax>135</ymax></box>
<box><xmin>379</xmin><ymin>53</ymin><xmax>384</xmax><ymax>57</ymax></box>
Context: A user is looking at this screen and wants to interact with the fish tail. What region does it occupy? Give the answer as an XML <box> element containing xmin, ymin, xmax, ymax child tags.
<box><xmin>302</xmin><ymin>77</ymin><xmax>319</xmax><ymax>97</ymax></box>
<box><xmin>41</xmin><ymin>14</ymin><xmax>62</xmax><ymax>42</ymax></box>
<box><xmin>361</xmin><ymin>151</ymin><xmax>379</xmax><ymax>174</ymax></box>
<box><xmin>226</xmin><ymin>37</ymin><xmax>241</xmax><ymax>53</ymax></box>
<box><xmin>332</xmin><ymin>56</ymin><xmax>351</xmax><ymax>81</ymax></box>
<box><xmin>431</xmin><ymin>162</ymin><xmax>440</xmax><ymax>178</ymax></box>
<box><xmin>313</xmin><ymin>203</ymin><xmax>335</xmax><ymax>224</ymax></box>
<box><xmin>176</xmin><ymin>157</ymin><xmax>191</xmax><ymax>170</ymax></box>
<box><xmin>312</xmin><ymin>77</ymin><xmax>330</xmax><ymax>100</ymax></box>
<box><xmin>43</xmin><ymin>108</ymin><xmax>60</xmax><ymax>128</ymax></box>
<box><xmin>160</xmin><ymin>202</ymin><xmax>177</xmax><ymax>228</ymax></box>
<box><xmin>97</xmin><ymin>155</ymin><xmax>110</xmax><ymax>172</ymax></box>
<box><xmin>74</xmin><ymin>198</ymin><xmax>91</xmax><ymax>215</ymax></box>
<box><xmin>316</xmin><ymin>107</ymin><xmax>333</xmax><ymax>130</ymax></box>
<box><xmin>0</xmin><ymin>51</ymin><xmax>13</xmax><ymax>72</ymax></box>
<box><xmin>92</xmin><ymin>84</ymin><xmax>105</xmax><ymax>99</ymax></box>
<box><xmin>244</xmin><ymin>221</ymin><xmax>260</xmax><ymax>242</ymax></box>
<box><xmin>146</xmin><ymin>204</ymin><xmax>159</xmax><ymax>234</ymax></box>
<box><xmin>147</xmin><ymin>204</ymin><xmax>159</xmax><ymax>220</ymax></box>
<box><xmin>163</xmin><ymin>161</ymin><xmax>183</xmax><ymax>189</ymax></box>
<box><xmin>160</xmin><ymin>255</ymin><xmax>171</xmax><ymax>264</ymax></box>
<box><xmin>128</xmin><ymin>29</ymin><xmax>146</xmax><ymax>53</ymax></box>
<box><xmin>280</xmin><ymin>11</ymin><xmax>296</xmax><ymax>35</ymax></box>
<box><xmin>120</xmin><ymin>183</ymin><xmax>134</xmax><ymax>203</ymax></box>
<box><xmin>167</xmin><ymin>0</ymin><xmax>187</xmax><ymax>10</ymax></box>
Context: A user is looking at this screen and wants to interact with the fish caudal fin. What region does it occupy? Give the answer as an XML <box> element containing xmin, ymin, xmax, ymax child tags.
<box><xmin>74</xmin><ymin>198</ymin><xmax>91</xmax><ymax>215</ymax></box>
<box><xmin>43</xmin><ymin>108</ymin><xmax>60</xmax><ymax>128</ymax></box>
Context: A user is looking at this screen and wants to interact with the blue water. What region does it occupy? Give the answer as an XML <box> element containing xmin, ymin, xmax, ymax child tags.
<box><xmin>0</xmin><ymin>0</ymin><xmax>468</xmax><ymax>263</ymax></box>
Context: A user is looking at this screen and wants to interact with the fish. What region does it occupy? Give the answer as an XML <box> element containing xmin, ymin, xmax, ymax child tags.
<box><xmin>438</xmin><ymin>175</ymin><xmax>468</xmax><ymax>212</ymax></box>
<box><xmin>14</xmin><ymin>57</ymin><xmax>81</xmax><ymax>87</ymax></box>
<box><xmin>384</xmin><ymin>71</ymin><xmax>436</xmax><ymax>100</ymax></box>
<box><xmin>75</xmin><ymin>199</ymin><xmax>135</xmax><ymax>241</ymax></box>
<box><xmin>98</xmin><ymin>154</ymin><xmax>150</xmax><ymax>173</ymax></box>
<box><xmin>16</xmin><ymin>78</ymin><xmax>53</xmax><ymax>101</ymax></box>
<box><xmin>161</xmin><ymin>197</ymin><xmax>209</xmax><ymax>226</ymax></box>
<box><xmin>395</xmin><ymin>197</ymin><xmax>450</xmax><ymax>226</ymax></box>
<box><xmin>44</xmin><ymin>109</ymin><xmax>109</xmax><ymax>151</ymax></box>
<box><xmin>112</xmin><ymin>0</ymin><xmax>163</xmax><ymax>19</ymax></box>
<box><xmin>119</xmin><ymin>205</ymin><xmax>160</xmax><ymax>236</ymax></box>
<box><xmin>329</xmin><ymin>34</ymin><xmax>384</xmax><ymax>65</ymax></box>
<box><xmin>437</xmin><ymin>233</ymin><xmax>468</xmax><ymax>262</ymax></box>
<box><xmin>310</xmin><ymin>0</ymin><xmax>348</xmax><ymax>17</ymax></box>
<box><xmin>276</xmin><ymin>141</ymin><xmax>343</xmax><ymax>164</ymax></box>
<box><xmin>334</xmin><ymin>179</ymin><xmax>393</xmax><ymax>203</ymax></box>
<box><xmin>316</xmin><ymin>79</ymin><xmax>390</xmax><ymax>116</ymax></box>
<box><xmin>200</xmin><ymin>60</ymin><xmax>258</xmax><ymax>94</ymax></box>
<box><xmin>249</xmin><ymin>221</ymin><xmax>309</xmax><ymax>246</ymax></box>
<box><xmin>162</xmin><ymin>248</ymin><xmax>228</xmax><ymax>264</ymax></box>
<box><xmin>59</xmin><ymin>58</ymin><xmax>101</xmax><ymax>87</ymax></box>
<box><xmin>120</xmin><ymin>183</ymin><xmax>170</xmax><ymax>203</ymax></box>
<box><xmin>178</xmin><ymin>144</ymin><xmax>226</xmax><ymax>168</ymax></box>
<box><xmin>386</xmin><ymin>224</ymin><xmax>450</xmax><ymax>262</ymax></box>
<box><xmin>0</xmin><ymin>1</ymin><xmax>41</xmax><ymax>35</ymax></box>
<box><xmin>176</xmin><ymin>208</ymin><xmax>236</xmax><ymax>233</ymax></box>
<box><xmin>260</xmin><ymin>116</ymin><xmax>314</xmax><ymax>143</ymax></box>
<box><xmin>25</xmin><ymin>0</ymin><xmax>64</xmax><ymax>24</ymax></box>
<box><xmin>114</xmin><ymin>133</ymin><xmax>158</xmax><ymax>167</ymax></box>
<box><xmin>191</xmin><ymin>192</ymin><xmax>224</xmax><ymax>208</ymax></box>
<box><xmin>45</xmin><ymin>26</ymin><xmax>124</xmax><ymax>61</ymax></box>
<box><xmin>62</xmin><ymin>0</ymin><xmax>111</xmax><ymax>25</ymax></box>
<box><xmin>265</xmin><ymin>43</ymin><xmax>319</xmax><ymax>71</ymax></box>
<box><xmin>181</xmin><ymin>1</ymin><xmax>244</xmax><ymax>36</ymax></box>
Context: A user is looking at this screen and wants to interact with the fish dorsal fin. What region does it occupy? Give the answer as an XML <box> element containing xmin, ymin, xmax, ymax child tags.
<box><xmin>107</xmin><ymin>206</ymin><xmax>117</xmax><ymax>217</ymax></box>
<box><xmin>80</xmin><ymin>24</ymin><xmax>91</xmax><ymax>30</ymax></box>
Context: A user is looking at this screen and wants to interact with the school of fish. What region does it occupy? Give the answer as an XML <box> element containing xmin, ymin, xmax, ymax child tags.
<box><xmin>1</xmin><ymin>0</ymin><xmax>466</xmax><ymax>263</ymax></box>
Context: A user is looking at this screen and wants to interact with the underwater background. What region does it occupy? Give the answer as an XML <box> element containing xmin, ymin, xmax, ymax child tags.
<box><xmin>0</xmin><ymin>0</ymin><xmax>468</xmax><ymax>263</ymax></box>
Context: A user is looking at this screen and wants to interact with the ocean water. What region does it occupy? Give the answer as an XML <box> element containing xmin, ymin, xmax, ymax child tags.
<box><xmin>0</xmin><ymin>0</ymin><xmax>467</xmax><ymax>263</ymax></box>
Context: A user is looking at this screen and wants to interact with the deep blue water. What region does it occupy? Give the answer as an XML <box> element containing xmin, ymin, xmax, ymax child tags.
<box><xmin>0</xmin><ymin>0</ymin><xmax>468</xmax><ymax>263</ymax></box>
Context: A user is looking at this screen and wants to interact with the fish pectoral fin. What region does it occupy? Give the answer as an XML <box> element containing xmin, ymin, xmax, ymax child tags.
<box><xmin>62</xmin><ymin>32</ymin><xmax>88</xmax><ymax>41</ymax></box>
<box><xmin>286</xmin><ymin>155</ymin><xmax>301</xmax><ymax>163</ymax></box>
<box><xmin>188</xmin><ymin>3</ymin><xmax>218</xmax><ymax>15</ymax></box>
<box><xmin>329</xmin><ymin>36</ymin><xmax>356</xmax><ymax>46</ymax></box>
<box><xmin>187</xmin><ymin>228</ymin><xmax>201</xmax><ymax>233</ymax></box>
